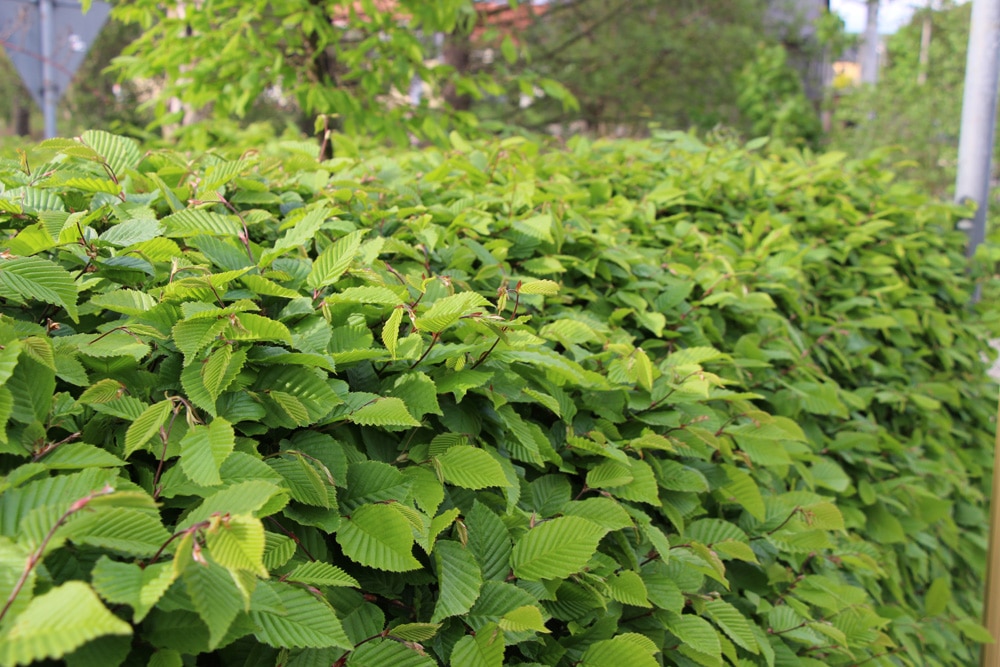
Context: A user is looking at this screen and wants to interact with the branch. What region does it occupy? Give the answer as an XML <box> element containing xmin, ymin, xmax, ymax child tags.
<box><xmin>0</xmin><ymin>485</ymin><xmax>116</xmax><ymax>623</ymax></box>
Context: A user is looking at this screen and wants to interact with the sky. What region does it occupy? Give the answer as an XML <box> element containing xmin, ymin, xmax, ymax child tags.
<box><xmin>829</xmin><ymin>0</ymin><xmax>950</xmax><ymax>34</ymax></box>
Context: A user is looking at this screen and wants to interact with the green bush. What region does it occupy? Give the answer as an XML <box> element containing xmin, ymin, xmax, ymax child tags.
<box><xmin>0</xmin><ymin>130</ymin><xmax>994</xmax><ymax>666</ymax></box>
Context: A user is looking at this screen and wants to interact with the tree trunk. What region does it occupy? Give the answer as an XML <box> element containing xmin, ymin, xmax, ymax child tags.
<box><xmin>12</xmin><ymin>100</ymin><xmax>30</xmax><ymax>137</ymax></box>
<box><xmin>442</xmin><ymin>34</ymin><xmax>473</xmax><ymax>112</ymax></box>
<box><xmin>917</xmin><ymin>3</ymin><xmax>933</xmax><ymax>86</ymax></box>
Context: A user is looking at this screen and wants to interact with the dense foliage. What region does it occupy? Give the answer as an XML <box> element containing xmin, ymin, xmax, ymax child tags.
<box><xmin>0</xmin><ymin>131</ymin><xmax>994</xmax><ymax>666</ymax></box>
<box><xmin>106</xmin><ymin>0</ymin><xmax>574</xmax><ymax>145</ymax></box>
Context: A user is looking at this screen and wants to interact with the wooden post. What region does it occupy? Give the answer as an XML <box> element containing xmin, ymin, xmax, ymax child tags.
<box><xmin>983</xmin><ymin>395</ymin><xmax>1000</xmax><ymax>666</ymax></box>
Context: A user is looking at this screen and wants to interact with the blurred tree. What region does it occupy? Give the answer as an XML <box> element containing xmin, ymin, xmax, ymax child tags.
<box><xmin>106</xmin><ymin>0</ymin><xmax>575</xmax><ymax>147</ymax></box>
<box><xmin>829</xmin><ymin>1</ymin><xmax>972</xmax><ymax>195</ymax></box>
<box><xmin>500</xmin><ymin>0</ymin><xmax>840</xmax><ymax>139</ymax></box>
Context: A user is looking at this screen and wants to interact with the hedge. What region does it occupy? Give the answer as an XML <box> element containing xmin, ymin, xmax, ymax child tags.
<box><xmin>0</xmin><ymin>130</ymin><xmax>994</xmax><ymax>667</ymax></box>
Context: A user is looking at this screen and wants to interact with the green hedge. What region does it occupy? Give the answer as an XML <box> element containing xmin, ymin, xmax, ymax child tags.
<box><xmin>0</xmin><ymin>130</ymin><xmax>994</xmax><ymax>667</ymax></box>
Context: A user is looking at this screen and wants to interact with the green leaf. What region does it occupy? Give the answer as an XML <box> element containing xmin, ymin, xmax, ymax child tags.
<box><xmin>415</xmin><ymin>292</ymin><xmax>490</xmax><ymax>333</ymax></box>
<box><xmin>307</xmin><ymin>230</ymin><xmax>364</xmax><ymax>288</ymax></box>
<box><xmin>498</xmin><ymin>605</ymin><xmax>549</xmax><ymax>633</ymax></box>
<box><xmin>123</xmin><ymin>400</ymin><xmax>172</xmax><ymax>459</ymax></box>
<box><xmin>179</xmin><ymin>418</ymin><xmax>235</xmax><ymax>486</ymax></box>
<box><xmin>76</xmin><ymin>379</ymin><xmax>124</xmax><ymax>405</ymax></box>
<box><xmin>0</xmin><ymin>582</ymin><xmax>131</xmax><ymax>665</ymax></box>
<box><xmin>0</xmin><ymin>538</ymin><xmax>34</xmax><ymax>623</ymax></box>
<box><xmin>286</xmin><ymin>561</ymin><xmax>359</xmax><ymax>588</ymax></box>
<box><xmin>91</xmin><ymin>557</ymin><xmax>175</xmax><ymax>622</ymax></box>
<box><xmin>560</xmin><ymin>498</ymin><xmax>633</xmax><ymax>532</ymax></box>
<box><xmin>925</xmin><ymin>577</ymin><xmax>951</xmax><ymax>616</ymax></box>
<box><xmin>172</xmin><ymin>318</ymin><xmax>229</xmax><ymax>365</ymax></box>
<box><xmin>184</xmin><ymin>561</ymin><xmax>243</xmax><ymax>650</ymax></box>
<box><xmin>435</xmin><ymin>446</ymin><xmax>508</xmax><ymax>490</ymax></box>
<box><xmin>347</xmin><ymin>638</ymin><xmax>438</xmax><ymax>667</ymax></box>
<box><xmin>511</xmin><ymin>516</ymin><xmax>606</xmax><ymax>581</ymax></box>
<box><xmin>606</xmin><ymin>570</ymin><xmax>651</xmax><ymax>608</ymax></box>
<box><xmin>450</xmin><ymin>623</ymin><xmax>505</xmax><ymax>667</ymax></box>
<box><xmin>80</xmin><ymin>129</ymin><xmax>142</xmax><ymax>176</ymax></box>
<box><xmin>580</xmin><ymin>634</ymin><xmax>659</xmax><ymax>667</ymax></box>
<box><xmin>349</xmin><ymin>397</ymin><xmax>420</xmax><ymax>428</ymax></box>
<box><xmin>705</xmin><ymin>599</ymin><xmax>758</xmax><ymax>653</ymax></box>
<box><xmin>251</xmin><ymin>581</ymin><xmax>351</xmax><ymax>649</ymax></box>
<box><xmin>431</xmin><ymin>540</ymin><xmax>483</xmax><ymax>623</ymax></box>
<box><xmin>162</xmin><ymin>209</ymin><xmax>242</xmax><ymax>237</ymax></box>
<box><xmin>337</xmin><ymin>503</ymin><xmax>421</xmax><ymax>572</ymax></box>
<box><xmin>664</xmin><ymin>612</ymin><xmax>721</xmax><ymax>657</ymax></box>
<box><xmin>0</xmin><ymin>256</ymin><xmax>79</xmax><ymax>322</ymax></box>
<box><xmin>204</xmin><ymin>513</ymin><xmax>267</xmax><ymax>577</ymax></box>
<box><xmin>67</xmin><ymin>507</ymin><xmax>171</xmax><ymax>557</ymax></box>
<box><xmin>467</xmin><ymin>502</ymin><xmax>512</xmax><ymax>582</ymax></box>
<box><xmin>388</xmin><ymin>623</ymin><xmax>441</xmax><ymax>642</ymax></box>
<box><xmin>382</xmin><ymin>306</ymin><xmax>403</xmax><ymax>359</ymax></box>
<box><xmin>518</xmin><ymin>279</ymin><xmax>559</xmax><ymax>295</ymax></box>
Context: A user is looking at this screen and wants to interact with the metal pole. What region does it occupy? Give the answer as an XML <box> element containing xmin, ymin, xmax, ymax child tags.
<box><xmin>860</xmin><ymin>0</ymin><xmax>879</xmax><ymax>85</ymax></box>
<box><xmin>39</xmin><ymin>0</ymin><xmax>56</xmax><ymax>138</ymax></box>
<box><xmin>955</xmin><ymin>0</ymin><xmax>1000</xmax><ymax>261</ymax></box>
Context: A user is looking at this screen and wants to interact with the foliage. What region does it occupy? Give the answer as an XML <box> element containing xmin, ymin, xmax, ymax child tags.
<box><xmin>737</xmin><ymin>44</ymin><xmax>822</xmax><ymax>146</ymax></box>
<box><xmin>105</xmin><ymin>0</ymin><xmax>574</xmax><ymax>145</ymax></box>
<box><xmin>0</xmin><ymin>129</ymin><xmax>995</xmax><ymax>667</ymax></box>
<box><xmin>513</xmin><ymin>0</ymin><xmax>767</xmax><ymax>134</ymax></box>
<box><xmin>828</xmin><ymin>1</ymin><xmax>974</xmax><ymax>197</ymax></box>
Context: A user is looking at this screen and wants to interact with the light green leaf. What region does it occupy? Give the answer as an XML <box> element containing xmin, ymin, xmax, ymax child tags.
<box><xmin>307</xmin><ymin>230</ymin><xmax>365</xmax><ymax>288</ymax></box>
<box><xmin>123</xmin><ymin>400</ymin><xmax>172</xmax><ymax>459</ymax></box>
<box><xmin>0</xmin><ymin>582</ymin><xmax>131</xmax><ymax>665</ymax></box>
<box><xmin>39</xmin><ymin>443</ymin><xmax>125</xmax><ymax>469</ymax></box>
<box><xmin>925</xmin><ymin>577</ymin><xmax>951</xmax><ymax>616</ymax></box>
<box><xmin>349</xmin><ymin>397</ymin><xmax>420</xmax><ymax>428</ymax></box>
<box><xmin>450</xmin><ymin>623</ymin><xmax>505</xmax><ymax>667</ymax></box>
<box><xmin>606</xmin><ymin>570</ymin><xmax>651</xmax><ymax>608</ymax></box>
<box><xmin>346</xmin><ymin>638</ymin><xmax>438</xmax><ymax>667</ymax></box>
<box><xmin>337</xmin><ymin>503</ymin><xmax>421</xmax><ymax>572</ymax></box>
<box><xmin>80</xmin><ymin>129</ymin><xmax>142</xmax><ymax>176</ymax></box>
<box><xmin>382</xmin><ymin>306</ymin><xmax>403</xmax><ymax>359</ymax></box>
<box><xmin>431</xmin><ymin>540</ymin><xmax>483</xmax><ymax>623</ymax></box>
<box><xmin>511</xmin><ymin>516</ymin><xmax>606</xmax><ymax>581</ymax></box>
<box><xmin>0</xmin><ymin>256</ymin><xmax>79</xmax><ymax>322</ymax></box>
<box><xmin>286</xmin><ymin>561</ymin><xmax>359</xmax><ymax>588</ymax></box>
<box><xmin>665</xmin><ymin>612</ymin><xmax>721</xmax><ymax>657</ymax></box>
<box><xmin>705</xmin><ymin>599</ymin><xmax>758</xmax><ymax>653</ymax></box>
<box><xmin>66</xmin><ymin>507</ymin><xmax>170</xmax><ymax>557</ymax></box>
<box><xmin>498</xmin><ymin>605</ymin><xmax>549</xmax><ymax>633</ymax></box>
<box><xmin>161</xmin><ymin>209</ymin><xmax>241</xmax><ymax>237</ymax></box>
<box><xmin>415</xmin><ymin>292</ymin><xmax>490</xmax><ymax>333</ymax></box>
<box><xmin>91</xmin><ymin>557</ymin><xmax>175</xmax><ymax>622</ymax></box>
<box><xmin>179</xmin><ymin>418</ymin><xmax>235</xmax><ymax>486</ymax></box>
<box><xmin>388</xmin><ymin>623</ymin><xmax>441</xmax><ymax>642</ymax></box>
<box><xmin>580</xmin><ymin>633</ymin><xmax>659</xmax><ymax>667</ymax></box>
<box><xmin>204</xmin><ymin>513</ymin><xmax>267</xmax><ymax>577</ymax></box>
<box><xmin>251</xmin><ymin>581</ymin><xmax>351</xmax><ymax>649</ymax></box>
<box><xmin>436</xmin><ymin>446</ymin><xmax>509</xmax><ymax>490</ymax></box>
<box><xmin>184</xmin><ymin>561</ymin><xmax>243</xmax><ymax>650</ymax></box>
<box><xmin>518</xmin><ymin>279</ymin><xmax>559</xmax><ymax>295</ymax></box>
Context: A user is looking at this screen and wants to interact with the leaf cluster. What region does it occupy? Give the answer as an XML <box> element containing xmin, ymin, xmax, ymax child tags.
<box><xmin>0</xmin><ymin>128</ymin><xmax>994</xmax><ymax>666</ymax></box>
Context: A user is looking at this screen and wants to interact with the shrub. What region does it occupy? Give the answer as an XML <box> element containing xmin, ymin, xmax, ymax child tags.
<box><xmin>0</xmin><ymin>130</ymin><xmax>993</xmax><ymax>666</ymax></box>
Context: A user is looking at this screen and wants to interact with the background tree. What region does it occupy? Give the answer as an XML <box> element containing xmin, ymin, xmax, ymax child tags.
<box><xmin>106</xmin><ymin>0</ymin><xmax>574</xmax><ymax>148</ymax></box>
<box><xmin>830</xmin><ymin>0</ymin><xmax>974</xmax><ymax>195</ymax></box>
<box><xmin>506</xmin><ymin>0</ymin><xmax>768</xmax><ymax>136</ymax></box>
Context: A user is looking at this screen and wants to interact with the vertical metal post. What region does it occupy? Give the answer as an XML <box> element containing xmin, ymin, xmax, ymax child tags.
<box><xmin>860</xmin><ymin>0</ymin><xmax>879</xmax><ymax>85</ymax></box>
<box><xmin>955</xmin><ymin>0</ymin><xmax>1000</xmax><ymax>263</ymax></box>
<box><xmin>39</xmin><ymin>0</ymin><xmax>56</xmax><ymax>138</ymax></box>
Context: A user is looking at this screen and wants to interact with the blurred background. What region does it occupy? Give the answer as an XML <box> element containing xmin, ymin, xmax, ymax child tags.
<box><xmin>0</xmin><ymin>0</ymin><xmax>979</xmax><ymax>197</ymax></box>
